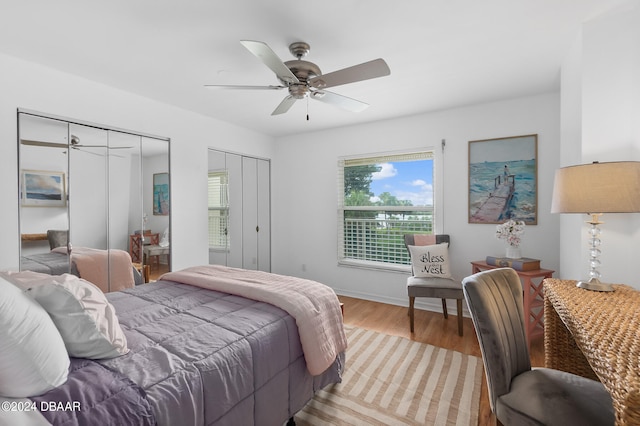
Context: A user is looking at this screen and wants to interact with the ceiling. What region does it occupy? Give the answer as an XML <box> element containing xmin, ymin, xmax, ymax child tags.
<box><xmin>0</xmin><ymin>1</ymin><xmax>627</xmax><ymax>138</ymax></box>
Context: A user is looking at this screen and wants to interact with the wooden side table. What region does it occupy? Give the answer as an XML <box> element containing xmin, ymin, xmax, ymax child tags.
<box><xmin>470</xmin><ymin>260</ymin><xmax>554</xmax><ymax>348</ymax></box>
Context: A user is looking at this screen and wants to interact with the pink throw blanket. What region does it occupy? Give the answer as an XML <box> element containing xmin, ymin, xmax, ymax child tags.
<box><xmin>161</xmin><ymin>265</ymin><xmax>348</xmax><ymax>376</ymax></box>
<box><xmin>52</xmin><ymin>247</ymin><xmax>134</xmax><ymax>293</ymax></box>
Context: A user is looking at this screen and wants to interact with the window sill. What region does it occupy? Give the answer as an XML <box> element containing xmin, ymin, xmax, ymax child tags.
<box><xmin>338</xmin><ymin>259</ymin><xmax>411</xmax><ymax>274</ymax></box>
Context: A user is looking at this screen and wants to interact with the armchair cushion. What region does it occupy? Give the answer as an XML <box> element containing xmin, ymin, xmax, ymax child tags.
<box><xmin>407</xmin><ymin>243</ymin><xmax>452</xmax><ymax>279</ymax></box>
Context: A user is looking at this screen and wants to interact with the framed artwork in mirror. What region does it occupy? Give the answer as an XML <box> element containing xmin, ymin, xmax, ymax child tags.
<box><xmin>468</xmin><ymin>134</ymin><xmax>537</xmax><ymax>225</ymax></box>
<box><xmin>153</xmin><ymin>172</ymin><xmax>170</xmax><ymax>216</ymax></box>
<box><xmin>21</xmin><ymin>169</ymin><xmax>67</xmax><ymax>207</ymax></box>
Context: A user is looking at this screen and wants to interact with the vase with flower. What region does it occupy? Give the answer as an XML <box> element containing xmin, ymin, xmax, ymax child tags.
<box><xmin>495</xmin><ymin>219</ymin><xmax>525</xmax><ymax>259</ymax></box>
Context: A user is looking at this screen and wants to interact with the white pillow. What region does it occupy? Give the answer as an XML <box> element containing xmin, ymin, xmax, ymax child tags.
<box><xmin>3</xmin><ymin>271</ymin><xmax>129</xmax><ymax>359</ymax></box>
<box><xmin>408</xmin><ymin>243</ymin><xmax>452</xmax><ymax>279</ymax></box>
<box><xmin>0</xmin><ymin>276</ymin><xmax>69</xmax><ymax>398</ymax></box>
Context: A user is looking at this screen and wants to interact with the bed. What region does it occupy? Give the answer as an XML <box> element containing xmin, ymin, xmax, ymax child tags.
<box><xmin>20</xmin><ymin>247</ymin><xmax>143</xmax><ymax>291</ymax></box>
<box><xmin>0</xmin><ymin>265</ymin><xmax>346</xmax><ymax>426</ymax></box>
<box><xmin>20</xmin><ymin>252</ymin><xmax>80</xmax><ymax>276</ymax></box>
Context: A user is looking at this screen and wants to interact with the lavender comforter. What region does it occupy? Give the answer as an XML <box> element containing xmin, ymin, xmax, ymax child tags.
<box><xmin>96</xmin><ymin>279</ymin><xmax>344</xmax><ymax>426</ymax></box>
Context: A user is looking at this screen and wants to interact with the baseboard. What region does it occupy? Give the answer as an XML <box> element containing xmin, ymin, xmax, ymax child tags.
<box><xmin>334</xmin><ymin>288</ymin><xmax>469</xmax><ymax>318</ymax></box>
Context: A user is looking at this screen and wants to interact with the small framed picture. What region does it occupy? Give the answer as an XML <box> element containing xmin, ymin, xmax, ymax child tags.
<box><xmin>153</xmin><ymin>172</ymin><xmax>170</xmax><ymax>215</ymax></box>
<box><xmin>468</xmin><ymin>134</ymin><xmax>537</xmax><ymax>224</ymax></box>
<box><xmin>21</xmin><ymin>169</ymin><xmax>67</xmax><ymax>207</ymax></box>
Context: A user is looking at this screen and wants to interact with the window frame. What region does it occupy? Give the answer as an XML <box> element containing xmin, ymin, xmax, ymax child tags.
<box><xmin>337</xmin><ymin>147</ymin><xmax>443</xmax><ymax>272</ymax></box>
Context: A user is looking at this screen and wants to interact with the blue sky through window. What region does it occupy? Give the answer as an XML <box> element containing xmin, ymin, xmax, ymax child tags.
<box><xmin>369</xmin><ymin>159</ymin><xmax>433</xmax><ymax>207</ymax></box>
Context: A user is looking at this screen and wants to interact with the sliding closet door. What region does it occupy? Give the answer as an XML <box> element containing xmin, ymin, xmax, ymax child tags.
<box><xmin>242</xmin><ymin>157</ymin><xmax>258</xmax><ymax>270</ymax></box>
<box><xmin>256</xmin><ymin>158</ymin><xmax>270</xmax><ymax>272</ymax></box>
<box><xmin>241</xmin><ymin>156</ymin><xmax>271</xmax><ymax>272</ymax></box>
<box><xmin>208</xmin><ymin>149</ymin><xmax>270</xmax><ymax>271</ymax></box>
<box><xmin>226</xmin><ymin>153</ymin><xmax>243</xmax><ymax>268</ymax></box>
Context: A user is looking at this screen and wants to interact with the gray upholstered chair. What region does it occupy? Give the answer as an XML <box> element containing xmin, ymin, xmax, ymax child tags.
<box><xmin>404</xmin><ymin>234</ymin><xmax>463</xmax><ymax>336</ymax></box>
<box><xmin>46</xmin><ymin>229</ymin><xmax>69</xmax><ymax>251</ymax></box>
<box><xmin>462</xmin><ymin>268</ymin><xmax>614</xmax><ymax>426</ymax></box>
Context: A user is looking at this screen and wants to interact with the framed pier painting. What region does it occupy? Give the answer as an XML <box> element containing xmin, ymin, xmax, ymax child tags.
<box><xmin>468</xmin><ymin>134</ymin><xmax>537</xmax><ymax>225</ymax></box>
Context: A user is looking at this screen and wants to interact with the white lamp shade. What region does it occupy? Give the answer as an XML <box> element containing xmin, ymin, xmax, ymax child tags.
<box><xmin>551</xmin><ymin>161</ymin><xmax>640</xmax><ymax>214</ymax></box>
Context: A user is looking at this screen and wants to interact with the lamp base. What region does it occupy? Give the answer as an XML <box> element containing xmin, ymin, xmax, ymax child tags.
<box><xmin>576</xmin><ymin>278</ymin><xmax>615</xmax><ymax>292</ymax></box>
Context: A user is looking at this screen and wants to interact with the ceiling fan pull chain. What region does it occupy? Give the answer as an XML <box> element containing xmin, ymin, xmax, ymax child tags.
<box><xmin>306</xmin><ymin>96</ymin><xmax>310</xmax><ymax>121</ymax></box>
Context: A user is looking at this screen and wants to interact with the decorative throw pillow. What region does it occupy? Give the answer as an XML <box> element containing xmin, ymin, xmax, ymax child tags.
<box><xmin>2</xmin><ymin>271</ymin><xmax>129</xmax><ymax>359</ymax></box>
<box><xmin>0</xmin><ymin>276</ymin><xmax>69</xmax><ymax>398</ymax></box>
<box><xmin>407</xmin><ymin>243</ymin><xmax>452</xmax><ymax>279</ymax></box>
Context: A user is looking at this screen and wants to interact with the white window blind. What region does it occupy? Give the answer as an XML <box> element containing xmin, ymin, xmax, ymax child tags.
<box><xmin>338</xmin><ymin>150</ymin><xmax>436</xmax><ymax>269</ymax></box>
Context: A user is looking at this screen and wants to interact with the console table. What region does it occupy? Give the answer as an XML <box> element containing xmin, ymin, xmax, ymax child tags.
<box><xmin>470</xmin><ymin>260</ymin><xmax>554</xmax><ymax>348</ymax></box>
<box><xmin>544</xmin><ymin>278</ymin><xmax>640</xmax><ymax>426</ymax></box>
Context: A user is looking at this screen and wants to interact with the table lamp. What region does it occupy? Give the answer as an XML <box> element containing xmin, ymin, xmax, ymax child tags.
<box><xmin>551</xmin><ymin>161</ymin><xmax>640</xmax><ymax>291</ymax></box>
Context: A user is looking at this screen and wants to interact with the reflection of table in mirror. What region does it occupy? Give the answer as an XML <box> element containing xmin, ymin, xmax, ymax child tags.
<box><xmin>132</xmin><ymin>262</ymin><xmax>150</xmax><ymax>283</ymax></box>
<box><xmin>129</xmin><ymin>232</ymin><xmax>159</xmax><ymax>263</ymax></box>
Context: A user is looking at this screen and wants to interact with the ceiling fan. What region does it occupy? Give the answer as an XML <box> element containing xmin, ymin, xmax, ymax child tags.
<box><xmin>21</xmin><ymin>136</ymin><xmax>132</xmax><ymax>157</ymax></box>
<box><xmin>205</xmin><ymin>40</ymin><xmax>391</xmax><ymax>116</ymax></box>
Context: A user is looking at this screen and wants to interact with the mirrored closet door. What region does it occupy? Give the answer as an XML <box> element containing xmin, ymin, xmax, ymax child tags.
<box><xmin>18</xmin><ymin>109</ymin><xmax>171</xmax><ymax>291</ymax></box>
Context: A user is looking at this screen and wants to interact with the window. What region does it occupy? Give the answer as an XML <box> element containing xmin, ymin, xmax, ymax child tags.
<box><xmin>338</xmin><ymin>150</ymin><xmax>436</xmax><ymax>270</ymax></box>
<box><xmin>208</xmin><ymin>171</ymin><xmax>229</xmax><ymax>250</ymax></box>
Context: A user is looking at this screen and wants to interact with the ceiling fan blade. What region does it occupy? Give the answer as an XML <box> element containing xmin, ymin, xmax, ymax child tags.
<box><xmin>71</xmin><ymin>146</ymin><xmax>125</xmax><ymax>158</ymax></box>
<box><xmin>204</xmin><ymin>84</ymin><xmax>286</xmax><ymax>90</ymax></box>
<box><xmin>311</xmin><ymin>90</ymin><xmax>369</xmax><ymax>112</ymax></box>
<box><xmin>271</xmin><ymin>96</ymin><xmax>297</xmax><ymax>116</ymax></box>
<box><xmin>240</xmin><ymin>40</ymin><xmax>299</xmax><ymax>85</ymax></box>
<box><xmin>309</xmin><ymin>58</ymin><xmax>390</xmax><ymax>89</ymax></box>
<box><xmin>73</xmin><ymin>144</ymin><xmax>133</xmax><ymax>149</ymax></box>
<box><xmin>21</xmin><ymin>139</ymin><xmax>67</xmax><ymax>148</ymax></box>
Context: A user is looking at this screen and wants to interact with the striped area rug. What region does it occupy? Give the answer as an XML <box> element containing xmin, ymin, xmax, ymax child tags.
<box><xmin>297</xmin><ymin>326</ymin><xmax>483</xmax><ymax>426</ymax></box>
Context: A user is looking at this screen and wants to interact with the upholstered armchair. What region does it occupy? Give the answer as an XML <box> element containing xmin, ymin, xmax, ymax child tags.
<box><xmin>462</xmin><ymin>268</ymin><xmax>614</xmax><ymax>425</ymax></box>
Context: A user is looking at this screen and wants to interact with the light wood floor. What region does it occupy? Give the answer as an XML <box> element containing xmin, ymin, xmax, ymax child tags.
<box><xmin>338</xmin><ymin>295</ymin><xmax>544</xmax><ymax>426</ymax></box>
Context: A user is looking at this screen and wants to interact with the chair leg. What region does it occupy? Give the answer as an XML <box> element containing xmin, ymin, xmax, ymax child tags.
<box><xmin>409</xmin><ymin>296</ymin><xmax>415</xmax><ymax>333</ymax></box>
<box><xmin>456</xmin><ymin>299</ymin><xmax>463</xmax><ymax>336</ymax></box>
<box><xmin>441</xmin><ymin>298</ymin><xmax>449</xmax><ymax>319</ymax></box>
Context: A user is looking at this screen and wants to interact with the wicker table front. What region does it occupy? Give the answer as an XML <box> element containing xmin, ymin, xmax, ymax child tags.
<box><xmin>544</xmin><ymin>278</ymin><xmax>640</xmax><ymax>426</ymax></box>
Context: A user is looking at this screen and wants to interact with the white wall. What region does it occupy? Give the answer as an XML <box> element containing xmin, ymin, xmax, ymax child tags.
<box><xmin>559</xmin><ymin>2</ymin><xmax>640</xmax><ymax>288</ymax></box>
<box><xmin>272</xmin><ymin>93</ymin><xmax>561</xmax><ymax>311</ymax></box>
<box><xmin>0</xmin><ymin>52</ymin><xmax>276</xmax><ymax>271</ymax></box>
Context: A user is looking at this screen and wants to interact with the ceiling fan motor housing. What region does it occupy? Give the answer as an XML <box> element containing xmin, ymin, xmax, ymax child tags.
<box><xmin>283</xmin><ymin>59</ymin><xmax>321</xmax><ymax>99</ymax></box>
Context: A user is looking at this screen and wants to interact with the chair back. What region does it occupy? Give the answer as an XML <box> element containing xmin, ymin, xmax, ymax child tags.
<box><xmin>403</xmin><ymin>234</ymin><xmax>449</xmax><ymax>247</ymax></box>
<box><xmin>462</xmin><ymin>268</ymin><xmax>531</xmax><ymax>411</ymax></box>
<box><xmin>47</xmin><ymin>229</ymin><xmax>69</xmax><ymax>251</ymax></box>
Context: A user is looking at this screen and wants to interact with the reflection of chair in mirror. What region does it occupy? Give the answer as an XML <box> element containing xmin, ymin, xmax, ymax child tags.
<box><xmin>47</xmin><ymin>230</ymin><xmax>69</xmax><ymax>251</ymax></box>
<box><xmin>144</xmin><ymin>226</ymin><xmax>170</xmax><ymax>272</ymax></box>
<box><xmin>462</xmin><ymin>268</ymin><xmax>614</xmax><ymax>426</ymax></box>
<box><xmin>143</xmin><ymin>245</ymin><xmax>170</xmax><ymax>271</ymax></box>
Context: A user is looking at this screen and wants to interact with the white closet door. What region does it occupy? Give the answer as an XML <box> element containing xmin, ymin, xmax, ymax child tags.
<box><xmin>226</xmin><ymin>153</ymin><xmax>243</xmax><ymax>268</ymax></box>
<box><xmin>207</xmin><ymin>149</ymin><xmax>227</xmax><ymax>266</ymax></box>
<box><xmin>242</xmin><ymin>156</ymin><xmax>259</xmax><ymax>270</ymax></box>
<box><xmin>256</xmin><ymin>158</ymin><xmax>270</xmax><ymax>272</ymax></box>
